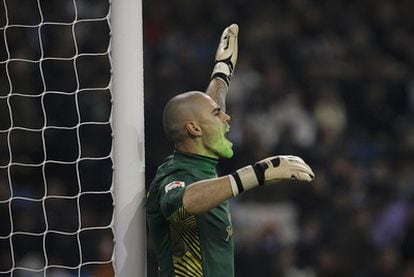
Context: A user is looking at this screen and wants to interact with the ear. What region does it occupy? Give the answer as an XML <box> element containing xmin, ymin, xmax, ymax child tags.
<box><xmin>185</xmin><ymin>122</ymin><xmax>202</xmax><ymax>137</ymax></box>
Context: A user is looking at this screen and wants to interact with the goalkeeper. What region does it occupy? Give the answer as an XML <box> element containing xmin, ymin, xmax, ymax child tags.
<box><xmin>146</xmin><ymin>24</ymin><xmax>314</xmax><ymax>277</ymax></box>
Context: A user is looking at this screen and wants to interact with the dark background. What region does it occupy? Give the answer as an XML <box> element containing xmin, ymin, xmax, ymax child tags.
<box><xmin>144</xmin><ymin>0</ymin><xmax>414</xmax><ymax>276</ymax></box>
<box><xmin>0</xmin><ymin>0</ymin><xmax>413</xmax><ymax>276</ymax></box>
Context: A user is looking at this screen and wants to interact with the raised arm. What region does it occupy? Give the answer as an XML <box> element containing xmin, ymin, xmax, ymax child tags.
<box><xmin>206</xmin><ymin>24</ymin><xmax>238</xmax><ymax>112</ymax></box>
<box><xmin>182</xmin><ymin>25</ymin><xmax>314</xmax><ymax>215</ymax></box>
<box><xmin>183</xmin><ymin>155</ymin><xmax>315</xmax><ymax>215</ymax></box>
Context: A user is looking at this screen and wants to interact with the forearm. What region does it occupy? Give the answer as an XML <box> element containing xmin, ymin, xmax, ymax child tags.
<box><xmin>206</xmin><ymin>78</ymin><xmax>228</xmax><ymax>112</ymax></box>
<box><xmin>183</xmin><ymin>176</ymin><xmax>233</xmax><ymax>215</ymax></box>
<box><xmin>206</xmin><ymin>23</ymin><xmax>238</xmax><ymax>112</ymax></box>
<box><xmin>182</xmin><ymin>156</ymin><xmax>315</xmax><ymax>215</ymax></box>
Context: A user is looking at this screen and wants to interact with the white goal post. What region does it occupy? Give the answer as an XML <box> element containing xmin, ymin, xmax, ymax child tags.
<box><xmin>111</xmin><ymin>0</ymin><xmax>146</xmax><ymax>276</ymax></box>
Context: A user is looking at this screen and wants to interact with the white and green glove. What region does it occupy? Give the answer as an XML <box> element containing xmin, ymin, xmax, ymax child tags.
<box><xmin>211</xmin><ymin>24</ymin><xmax>239</xmax><ymax>87</ymax></box>
<box><xmin>229</xmin><ymin>156</ymin><xmax>315</xmax><ymax>196</ymax></box>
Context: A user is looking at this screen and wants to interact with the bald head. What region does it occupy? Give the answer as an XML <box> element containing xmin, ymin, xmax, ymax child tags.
<box><xmin>163</xmin><ymin>91</ymin><xmax>210</xmax><ymax>143</ymax></box>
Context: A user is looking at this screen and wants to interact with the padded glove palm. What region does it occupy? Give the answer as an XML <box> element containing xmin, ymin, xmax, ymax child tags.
<box><xmin>230</xmin><ymin>155</ymin><xmax>315</xmax><ymax>196</ymax></box>
<box><xmin>211</xmin><ymin>24</ymin><xmax>239</xmax><ymax>86</ymax></box>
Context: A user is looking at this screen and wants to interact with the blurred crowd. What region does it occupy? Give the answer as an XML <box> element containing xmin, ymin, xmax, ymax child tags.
<box><xmin>1</xmin><ymin>0</ymin><xmax>414</xmax><ymax>276</ymax></box>
<box><xmin>144</xmin><ymin>0</ymin><xmax>414</xmax><ymax>276</ymax></box>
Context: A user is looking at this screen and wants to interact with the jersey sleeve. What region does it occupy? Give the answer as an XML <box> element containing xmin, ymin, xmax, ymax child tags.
<box><xmin>158</xmin><ymin>175</ymin><xmax>197</xmax><ymax>221</ymax></box>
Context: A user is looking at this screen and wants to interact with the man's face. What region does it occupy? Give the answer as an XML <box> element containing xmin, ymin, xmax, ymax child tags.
<box><xmin>197</xmin><ymin>96</ymin><xmax>233</xmax><ymax>159</ymax></box>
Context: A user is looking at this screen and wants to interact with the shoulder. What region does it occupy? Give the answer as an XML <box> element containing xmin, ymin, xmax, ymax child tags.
<box><xmin>146</xmin><ymin>168</ymin><xmax>199</xmax><ymax>205</ymax></box>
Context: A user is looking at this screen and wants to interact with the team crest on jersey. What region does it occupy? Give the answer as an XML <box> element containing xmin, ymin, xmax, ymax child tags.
<box><xmin>165</xmin><ymin>181</ymin><xmax>185</xmax><ymax>193</ymax></box>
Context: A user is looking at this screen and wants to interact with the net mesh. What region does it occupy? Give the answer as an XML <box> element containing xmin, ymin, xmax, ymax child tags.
<box><xmin>0</xmin><ymin>0</ymin><xmax>114</xmax><ymax>275</ymax></box>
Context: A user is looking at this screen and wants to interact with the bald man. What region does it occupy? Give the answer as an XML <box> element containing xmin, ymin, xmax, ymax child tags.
<box><xmin>146</xmin><ymin>24</ymin><xmax>314</xmax><ymax>277</ymax></box>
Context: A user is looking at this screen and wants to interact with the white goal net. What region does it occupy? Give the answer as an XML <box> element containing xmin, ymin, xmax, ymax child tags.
<box><xmin>0</xmin><ymin>0</ymin><xmax>115</xmax><ymax>276</ymax></box>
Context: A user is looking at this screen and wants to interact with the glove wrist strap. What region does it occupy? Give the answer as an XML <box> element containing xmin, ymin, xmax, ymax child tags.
<box><xmin>228</xmin><ymin>175</ymin><xmax>240</xmax><ymax>196</ymax></box>
<box><xmin>252</xmin><ymin>162</ymin><xmax>266</xmax><ymax>186</ymax></box>
<box><xmin>230</xmin><ymin>165</ymin><xmax>260</xmax><ymax>196</ymax></box>
<box><xmin>211</xmin><ymin>62</ymin><xmax>232</xmax><ymax>86</ymax></box>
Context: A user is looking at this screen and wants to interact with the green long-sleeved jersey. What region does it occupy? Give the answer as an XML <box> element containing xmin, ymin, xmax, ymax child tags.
<box><xmin>146</xmin><ymin>151</ymin><xmax>234</xmax><ymax>277</ymax></box>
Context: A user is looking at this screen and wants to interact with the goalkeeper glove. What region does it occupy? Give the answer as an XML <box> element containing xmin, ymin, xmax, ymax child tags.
<box><xmin>211</xmin><ymin>24</ymin><xmax>239</xmax><ymax>87</ymax></box>
<box><xmin>229</xmin><ymin>155</ymin><xmax>314</xmax><ymax>196</ymax></box>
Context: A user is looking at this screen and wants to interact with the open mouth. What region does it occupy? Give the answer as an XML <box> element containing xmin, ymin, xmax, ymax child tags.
<box><xmin>224</xmin><ymin>128</ymin><xmax>230</xmax><ymax>139</ymax></box>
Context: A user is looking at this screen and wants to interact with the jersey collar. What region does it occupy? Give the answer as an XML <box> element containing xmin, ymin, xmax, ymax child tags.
<box><xmin>173</xmin><ymin>151</ymin><xmax>219</xmax><ymax>173</ymax></box>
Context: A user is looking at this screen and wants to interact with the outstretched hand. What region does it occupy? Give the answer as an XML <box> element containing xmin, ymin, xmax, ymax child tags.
<box><xmin>230</xmin><ymin>155</ymin><xmax>314</xmax><ymax>196</ymax></box>
<box><xmin>255</xmin><ymin>155</ymin><xmax>315</xmax><ymax>184</ymax></box>
<box><xmin>211</xmin><ymin>24</ymin><xmax>239</xmax><ymax>86</ymax></box>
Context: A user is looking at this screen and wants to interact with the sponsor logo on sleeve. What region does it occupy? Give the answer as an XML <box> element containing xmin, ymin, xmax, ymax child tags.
<box><xmin>164</xmin><ymin>181</ymin><xmax>185</xmax><ymax>193</ymax></box>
